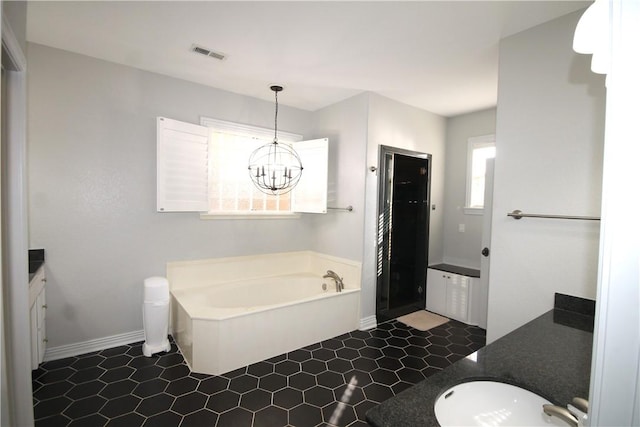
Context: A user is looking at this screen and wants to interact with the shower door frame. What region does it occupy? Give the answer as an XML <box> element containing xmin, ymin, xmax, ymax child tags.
<box><xmin>375</xmin><ymin>145</ymin><xmax>432</xmax><ymax>323</ymax></box>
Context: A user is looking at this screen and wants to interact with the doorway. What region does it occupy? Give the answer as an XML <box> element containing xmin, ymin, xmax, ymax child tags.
<box><xmin>376</xmin><ymin>146</ymin><xmax>431</xmax><ymax>322</ymax></box>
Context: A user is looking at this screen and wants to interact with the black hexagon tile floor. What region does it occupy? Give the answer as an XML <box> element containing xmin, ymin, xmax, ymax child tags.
<box><xmin>32</xmin><ymin>319</ymin><xmax>485</xmax><ymax>426</ymax></box>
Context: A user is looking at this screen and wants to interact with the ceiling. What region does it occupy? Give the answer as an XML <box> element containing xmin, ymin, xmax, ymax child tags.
<box><xmin>26</xmin><ymin>1</ymin><xmax>590</xmax><ymax>117</ymax></box>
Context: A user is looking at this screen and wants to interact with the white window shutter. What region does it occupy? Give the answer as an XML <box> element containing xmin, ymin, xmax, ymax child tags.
<box><xmin>157</xmin><ymin>117</ymin><xmax>209</xmax><ymax>212</ymax></box>
<box><xmin>292</xmin><ymin>138</ymin><xmax>329</xmax><ymax>213</ymax></box>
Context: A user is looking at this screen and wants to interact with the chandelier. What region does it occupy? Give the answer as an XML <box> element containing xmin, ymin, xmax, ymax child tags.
<box><xmin>248</xmin><ymin>85</ymin><xmax>303</xmax><ymax>195</ymax></box>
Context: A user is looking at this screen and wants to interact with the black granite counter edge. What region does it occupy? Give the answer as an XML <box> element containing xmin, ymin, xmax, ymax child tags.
<box><xmin>29</xmin><ymin>261</ymin><xmax>44</xmax><ymax>274</ymax></box>
<box><xmin>555</xmin><ymin>292</ymin><xmax>595</xmax><ymax>316</ymax></box>
<box><xmin>366</xmin><ymin>309</ymin><xmax>594</xmax><ymax>427</ymax></box>
<box><xmin>428</xmin><ymin>263</ymin><xmax>480</xmax><ymax>278</ymax></box>
<box><xmin>28</xmin><ymin>264</ymin><xmax>44</xmax><ymax>283</ymax></box>
<box><xmin>29</xmin><ymin>248</ymin><xmax>45</xmax><ymax>263</ymax></box>
<box><xmin>552</xmin><ymin>293</ymin><xmax>596</xmax><ymax>332</ymax></box>
<box><xmin>29</xmin><ymin>249</ymin><xmax>45</xmax><ymax>282</ymax></box>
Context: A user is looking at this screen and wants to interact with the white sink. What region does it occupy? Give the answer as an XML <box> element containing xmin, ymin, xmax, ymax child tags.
<box><xmin>434</xmin><ymin>381</ymin><xmax>567</xmax><ymax>426</ymax></box>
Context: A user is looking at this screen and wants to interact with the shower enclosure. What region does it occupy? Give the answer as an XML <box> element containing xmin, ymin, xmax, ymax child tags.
<box><xmin>376</xmin><ymin>146</ymin><xmax>432</xmax><ymax>322</ymax></box>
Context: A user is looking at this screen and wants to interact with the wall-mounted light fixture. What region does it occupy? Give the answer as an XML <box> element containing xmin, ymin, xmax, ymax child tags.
<box><xmin>248</xmin><ymin>86</ymin><xmax>303</xmax><ymax>195</ymax></box>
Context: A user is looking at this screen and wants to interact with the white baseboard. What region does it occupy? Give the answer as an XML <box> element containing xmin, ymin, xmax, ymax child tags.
<box><xmin>43</xmin><ymin>330</ymin><xmax>145</xmax><ymax>362</ymax></box>
<box><xmin>44</xmin><ymin>318</ymin><xmax>378</xmax><ymax>362</ymax></box>
<box><xmin>359</xmin><ymin>315</ymin><xmax>377</xmax><ymax>331</ymax></box>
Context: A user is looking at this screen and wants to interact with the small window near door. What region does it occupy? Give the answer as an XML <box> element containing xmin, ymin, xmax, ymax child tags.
<box><xmin>465</xmin><ymin>135</ymin><xmax>495</xmax><ymax>214</ymax></box>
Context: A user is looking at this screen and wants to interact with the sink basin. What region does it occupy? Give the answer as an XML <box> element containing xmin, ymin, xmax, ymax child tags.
<box><xmin>434</xmin><ymin>381</ymin><xmax>566</xmax><ymax>426</ymax></box>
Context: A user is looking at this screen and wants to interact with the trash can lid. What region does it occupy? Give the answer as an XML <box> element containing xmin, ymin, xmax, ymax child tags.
<box><xmin>144</xmin><ymin>276</ymin><xmax>169</xmax><ymax>301</ymax></box>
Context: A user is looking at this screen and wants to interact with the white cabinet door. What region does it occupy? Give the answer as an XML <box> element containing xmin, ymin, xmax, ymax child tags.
<box><xmin>446</xmin><ymin>275</ymin><xmax>470</xmax><ymax>323</ymax></box>
<box><xmin>426</xmin><ymin>268</ymin><xmax>447</xmax><ymax>316</ymax></box>
<box><xmin>30</xmin><ymin>304</ymin><xmax>39</xmax><ymax>370</ymax></box>
<box><xmin>427</xmin><ymin>268</ymin><xmax>474</xmax><ymax>324</ymax></box>
<box><xmin>468</xmin><ymin>277</ymin><xmax>486</xmax><ymax>328</ymax></box>
<box><xmin>36</xmin><ymin>288</ymin><xmax>47</xmax><ymax>364</ymax></box>
<box><xmin>29</xmin><ymin>267</ymin><xmax>47</xmax><ymax>369</ymax></box>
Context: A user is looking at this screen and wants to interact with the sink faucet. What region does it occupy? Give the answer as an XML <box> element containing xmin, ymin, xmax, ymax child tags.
<box><xmin>323</xmin><ymin>270</ymin><xmax>344</xmax><ymax>292</ymax></box>
<box><xmin>543</xmin><ymin>397</ymin><xmax>589</xmax><ymax>427</ymax></box>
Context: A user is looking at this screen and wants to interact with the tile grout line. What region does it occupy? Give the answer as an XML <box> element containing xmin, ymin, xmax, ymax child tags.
<box><xmin>33</xmin><ymin>321</ymin><xmax>486</xmax><ymax>427</ymax></box>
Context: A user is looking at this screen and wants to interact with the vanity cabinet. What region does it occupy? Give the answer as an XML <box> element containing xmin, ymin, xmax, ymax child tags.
<box><xmin>426</xmin><ymin>267</ymin><xmax>476</xmax><ymax>324</ymax></box>
<box><xmin>426</xmin><ymin>269</ymin><xmax>447</xmax><ymax>317</ymax></box>
<box><xmin>29</xmin><ymin>266</ymin><xmax>47</xmax><ymax>369</ymax></box>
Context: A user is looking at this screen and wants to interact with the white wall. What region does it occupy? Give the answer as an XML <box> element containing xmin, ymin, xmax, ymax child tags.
<box><xmin>2</xmin><ymin>1</ymin><xmax>27</xmax><ymax>53</ymax></box>
<box><xmin>361</xmin><ymin>93</ymin><xmax>447</xmax><ymax>320</ymax></box>
<box><xmin>487</xmin><ymin>11</ymin><xmax>605</xmax><ymax>342</ymax></box>
<box><xmin>443</xmin><ymin>108</ymin><xmax>496</xmax><ymax>269</ymax></box>
<box><xmin>309</xmin><ymin>93</ymin><xmax>369</xmax><ymax>262</ymax></box>
<box><xmin>27</xmin><ymin>43</ymin><xmax>447</xmax><ymax>348</ymax></box>
<box><xmin>27</xmin><ymin>44</ymin><xmax>316</xmax><ymax>348</ymax></box>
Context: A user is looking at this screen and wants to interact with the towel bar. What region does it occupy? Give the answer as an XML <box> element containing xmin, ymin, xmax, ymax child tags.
<box><xmin>327</xmin><ymin>205</ymin><xmax>353</xmax><ymax>212</ymax></box>
<box><xmin>507</xmin><ymin>210</ymin><xmax>600</xmax><ymax>221</ymax></box>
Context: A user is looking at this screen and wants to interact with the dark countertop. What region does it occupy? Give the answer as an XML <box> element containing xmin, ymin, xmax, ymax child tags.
<box><xmin>429</xmin><ymin>263</ymin><xmax>480</xmax><ymax>278</ymax></box>
<box><xmin>29</xmin><ymin>249</ymin><xmax>45</xmax><ymax>282</ymax></box>
<box><xmin>29</xmin><ymin>262</ymin><xmax>44</xmax><ymax>283</ymax></box>
<box><xmin>366</xmin><ymin>304</ymin><xmax>594</xmax><ymax>426</ymax></box>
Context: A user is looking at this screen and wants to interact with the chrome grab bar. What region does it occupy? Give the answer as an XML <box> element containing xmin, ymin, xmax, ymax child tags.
<box><xmin>508</xmin><ymin>209</ymin><xmax>600</xmax><ymax>221</ymax></box>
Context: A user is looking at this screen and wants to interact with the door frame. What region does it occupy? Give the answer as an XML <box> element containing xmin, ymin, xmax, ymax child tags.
<box><xmin>1</xmin><ymin>13</ymin><xmax>32</xmax><ymax>427</ymax></box>
<box><xmin>478</xmin><ymin>158</ymin><xmax>495</xmax><ymax>329</ymax></box>
<box><xmin>375</xmin><ymin>145</ymin><xmax>432</xmax><ymax>322</ymax></box>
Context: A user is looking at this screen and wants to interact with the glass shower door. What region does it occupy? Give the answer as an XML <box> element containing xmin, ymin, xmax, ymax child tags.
<box><xmin>376</xmin><ymin>147</ymin><xmax>431</xmax><ymax>322</ymax></box>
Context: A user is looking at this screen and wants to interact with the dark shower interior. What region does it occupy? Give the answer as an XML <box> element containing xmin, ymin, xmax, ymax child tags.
<box><xmin>377</xmin><ymin>151</ymin><xmax>430</xmax><ymax>321</ymax></box>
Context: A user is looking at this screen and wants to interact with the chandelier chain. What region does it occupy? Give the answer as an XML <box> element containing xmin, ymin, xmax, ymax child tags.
<box><xmin>247</xmin><ymin>85</ymin><xmax>302</xmax><ymax>195</ymax></box>
<box><xmin>274</xmin><ymin>89</ymin><xmax>278</xmax><ymax>143</ymax></box>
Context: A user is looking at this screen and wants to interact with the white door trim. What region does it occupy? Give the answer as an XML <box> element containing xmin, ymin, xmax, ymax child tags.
<box><xmin>1</xmin><ymin>13</ymin><xmax>32</xmax><ymax>427</ymax></box>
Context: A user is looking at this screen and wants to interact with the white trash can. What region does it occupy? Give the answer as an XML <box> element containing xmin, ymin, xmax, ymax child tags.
<box><xmin>142</xmin><ymin>276</ymin><xmax>172</xmax><ymax>357</ymax></box>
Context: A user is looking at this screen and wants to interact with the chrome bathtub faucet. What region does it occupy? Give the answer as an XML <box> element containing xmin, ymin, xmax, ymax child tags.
<box><xmin>323</xmin><ymin>270</ymin><xmax>344</xmax><ymax>292</ymax></box>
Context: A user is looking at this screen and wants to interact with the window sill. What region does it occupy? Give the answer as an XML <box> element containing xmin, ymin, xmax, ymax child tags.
<box><xmin>200</xmin><ymin>212</ymin><xmax>302</xmax><ymax>220</ymax></box>
<box><xmin>463</xmin><ymin>207</ymin><xmax>485</xmax><ymax>216</ymax></box>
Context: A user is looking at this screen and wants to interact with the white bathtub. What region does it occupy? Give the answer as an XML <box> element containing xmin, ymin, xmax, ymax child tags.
<box><xmin>168</xmin><ymin>252</ymin><xmax>361</xmax><ymax>375</ymax></box>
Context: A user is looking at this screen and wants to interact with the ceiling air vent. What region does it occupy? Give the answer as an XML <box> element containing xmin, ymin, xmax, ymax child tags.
<box><xmin>191</xmin><ymin>44</ymin><xmax>225</xmax><ymax>61</ymax></box>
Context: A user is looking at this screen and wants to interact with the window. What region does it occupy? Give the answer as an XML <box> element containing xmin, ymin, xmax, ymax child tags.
<box><xmin>203</xmin><ymin>118</ymin><xmax>301</xmax><ymax>215</ymax></box>
<box><xmin>156</xmin><ymin>117</ymin><xmax>328</xmax><ymax>217</ymax></box>
<box><xmin>465</xmin><ymin>134</ymin><xmax>495</xmax><ymax>213</ymax></box>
